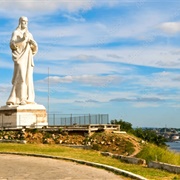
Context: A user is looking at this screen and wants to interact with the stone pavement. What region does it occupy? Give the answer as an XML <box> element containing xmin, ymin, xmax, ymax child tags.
<box><xmin>0</xmin><ymin>154</ymin><xmax>124</xmax><ymax>180</ymax></box>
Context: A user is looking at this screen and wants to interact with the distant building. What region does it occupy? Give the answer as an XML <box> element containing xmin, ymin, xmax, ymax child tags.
<box><xmin>171</xmin><ymin>134</ymin><xmax>179</xmax><ymax>141</ymax></box>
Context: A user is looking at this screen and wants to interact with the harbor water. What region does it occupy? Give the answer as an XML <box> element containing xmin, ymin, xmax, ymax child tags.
<box><xmin>166</xmin><ymin>141</ymin><xmax>180</xmax><ymax>153</ymax></box>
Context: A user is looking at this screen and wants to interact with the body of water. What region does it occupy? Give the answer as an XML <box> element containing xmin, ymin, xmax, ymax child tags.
<box><xmin>166</xmin><ymin>141</ymin><xmax>180</xmax><ymax>152</ymax></box>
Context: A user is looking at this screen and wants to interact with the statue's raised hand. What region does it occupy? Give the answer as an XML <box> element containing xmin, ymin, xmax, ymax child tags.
<box><xmin>23</xmin><ymin>32</ymin><xmax>29</xmax><ymax>43</ymax></box>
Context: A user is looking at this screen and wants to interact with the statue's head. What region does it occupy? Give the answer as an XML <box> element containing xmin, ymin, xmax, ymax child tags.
<box><xmin>17</xmin><ymin>16</ymin><xmax>28</xmax><ymax>30</ymax></box>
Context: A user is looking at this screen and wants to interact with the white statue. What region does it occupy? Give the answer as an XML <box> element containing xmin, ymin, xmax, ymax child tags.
<box><xmin>6</xmin><ymin>16</ymin><xmax>38</xmax><ymax>105</ymax></box>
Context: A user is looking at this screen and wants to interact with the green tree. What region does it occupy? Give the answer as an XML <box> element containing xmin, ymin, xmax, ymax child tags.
<box><xmin>111</xmin><ymin>119</ymin><xmax>166</xmax><ymax>147</ymax></box>
<box><xmin>111</xmin><ymin>119</ymin><xmax>133</xmax><ymax>133</ymax></box>
<box><xmin>134</xmin><ymin>128</ymin><xmax>166</xmax><ymax>147</ymax></box>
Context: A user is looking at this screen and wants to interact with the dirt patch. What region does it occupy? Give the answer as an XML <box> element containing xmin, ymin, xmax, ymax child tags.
<box><xmin>87</xmin><ymin>132</ymin><xmax>142</xmax><ymax>156</ymax></box>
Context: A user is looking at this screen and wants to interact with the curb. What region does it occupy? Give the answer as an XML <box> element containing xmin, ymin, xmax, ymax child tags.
<box><xmin>0</xmin><ymin>152</ymin><xmax>147</xmax><ymax>180</ymax></box>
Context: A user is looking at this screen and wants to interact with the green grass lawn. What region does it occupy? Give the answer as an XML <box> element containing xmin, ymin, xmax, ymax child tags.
<box><xmin>0</xmin><ymin>143</ymin><xmax>180</xmax><ymax>180</ymax></box>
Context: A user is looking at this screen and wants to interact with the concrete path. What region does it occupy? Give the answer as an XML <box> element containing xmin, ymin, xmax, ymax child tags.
<box><xmin>0</xmin><ymin>154</ymin><xmax>124</xmax><ymax>180</ymax></box>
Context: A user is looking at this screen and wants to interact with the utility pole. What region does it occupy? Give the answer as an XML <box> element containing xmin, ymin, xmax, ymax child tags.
<box><xmin>48</xmin><ymin>67</ymin><xmax>50</xmax><ymax>116</ymax></box>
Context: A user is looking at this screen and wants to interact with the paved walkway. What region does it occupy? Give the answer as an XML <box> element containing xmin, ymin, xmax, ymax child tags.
<box><xmin>0</xmin><ymin>154</ymin><xmax>124</xmax><ymax>180</ymax></box>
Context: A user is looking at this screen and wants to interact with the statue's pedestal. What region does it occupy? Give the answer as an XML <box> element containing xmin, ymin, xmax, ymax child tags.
<box><xmin>0</xmin><ymin>104</ymin><xmax>48</xmax><ymax>128</ymax></box>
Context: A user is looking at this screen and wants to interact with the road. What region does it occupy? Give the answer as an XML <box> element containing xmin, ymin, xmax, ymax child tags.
<box><xmin>0</xmin><ymin>154</ymin><xmax>125</xmax><ymax>180</ymax></box>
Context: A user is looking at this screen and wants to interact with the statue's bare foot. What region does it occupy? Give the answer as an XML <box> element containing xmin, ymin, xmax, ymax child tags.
<box><xmin>20</xmin><ymin>100</ymin><xmax>26</xmax><ymax>105</ymax></box>
<box><xmin>6</xmin><ymin>102</ymin><xmax>14</xmax><ymax>106</ymax></box>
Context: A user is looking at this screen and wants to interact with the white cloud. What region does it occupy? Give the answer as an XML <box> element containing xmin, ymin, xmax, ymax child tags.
<box><xmin>110</xmin><ymin>97</ymin><xmax>164</xmax><ymax>103</ymax></box>
<box><xmin>135</xmin><ymin>71</ymin><xmax>180</xmax><ymax>89</ymax></box>
<box><xmin>25</xmin><ymin>18</ymin><xmax>180</xmax><ymax>69</ymax></box>
<box><xmin>63</xmin><ymin>14</ymin><xmax>85</xmax><ymax>22</ymax></box>
<box><xmin>32</xmin><ymin>22</ymin><xmax>110</xmax><ymax>47</ymax></box>
<box><xmin>39</xmin><ymin>74</ymin><xmax>122</xmax><ymax>86</ymax></box>
<box><xmin>74</xmin><ymin>75</ymin><xmax>122</xmax><ymax>86</ymax></box>
<box><xmin>0</xmin><ymin>0</ymin><xmax>125</xmax><ymax>18</ymax></box>
<box><xmin>34</xmin><ymin>58</ymin><xmax>132</xmax><ymax>76</ymax></box>
<box><xmin>104</xmin><ymin>47</ymin><xmax>180</xmax><ymax>68</ymax></box>
<box><xmin>132</xmin><ymin>102</ymin><xmax>159</xmax><ymax>108</ymax></box>
<box><xmin>0</xmin><ymin>1</ymin><xmax>93</xmax><ymax>17</ymax></box>
<box><xmin>2</xmin><ymin>4</ymin><xmax>179</xmax><ymax>70</ymax></box>
<box><xmin>159</xmin><ymin>22</ymin><xmax>180</xmax><ymax>34</ymax></box>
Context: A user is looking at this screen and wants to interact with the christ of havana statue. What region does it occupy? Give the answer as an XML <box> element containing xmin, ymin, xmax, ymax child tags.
<box><xmin>6</xmin><ymin>16</ymin><xmax>38</xmax><ymax>106</ymax></box>
<box><xmin>0</xmin><ymin>17</ymin><xmax>48</xmax><ymax>128</ymax></box>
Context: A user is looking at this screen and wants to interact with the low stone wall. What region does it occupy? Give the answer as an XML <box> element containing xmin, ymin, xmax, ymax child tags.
<box><xmin>0</xmin><ymin>139</ymin><xmax>26</xmax><ymax>144</ymax></box>
<box><xmin>101</xmin><ymin>152</ymin><xmax>146</xmax><ymax>165</ymax></box>
<box><xmin>148</xmin><ymin>161</ymin><xmax>180</xmax><ymax>174</ymax></box>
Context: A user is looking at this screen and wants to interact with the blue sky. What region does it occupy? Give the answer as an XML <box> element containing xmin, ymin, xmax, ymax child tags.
<box><xmin>1</xmin><ymin>0</ymin><xmax>180</xmax><ymax>127</ymax></box>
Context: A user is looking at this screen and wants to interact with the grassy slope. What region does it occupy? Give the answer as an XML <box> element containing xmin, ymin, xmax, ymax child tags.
<box><xmin>137</xmin><ymin>143</ymin><xmax>180</xmax><ymax>165</ymax></box>
<box><xmin>0</xmin><ymin>143</ymin><xmax>179</xmax><ymax>180</ymax></box>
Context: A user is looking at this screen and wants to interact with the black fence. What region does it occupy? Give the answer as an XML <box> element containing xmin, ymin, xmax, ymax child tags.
<box><xmin>48</xmin><ymin>114</ymin><xmax>109</xmax><ymax>126</ymax></box>
<box><xmin>0</xmin><ymin>114</ymin><xmax>109</xmax><ymax>128</ymax></box>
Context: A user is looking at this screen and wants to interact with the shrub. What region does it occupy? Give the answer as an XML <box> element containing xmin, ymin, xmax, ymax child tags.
<box><xmin>92</xmin><ymin>144</ymin><xmax>100</xmax><ymax>151</ymax></box>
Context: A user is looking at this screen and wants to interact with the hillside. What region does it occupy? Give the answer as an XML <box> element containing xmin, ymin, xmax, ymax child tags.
<box><xmin>0</xmin><ymin>129</ymin><xmax>143</xmax><ymax>156</ymax></box>
<box><xmin>23</xmin><ymin>130</ymin><xmax>142</xmax><ymax>156</ymax></box>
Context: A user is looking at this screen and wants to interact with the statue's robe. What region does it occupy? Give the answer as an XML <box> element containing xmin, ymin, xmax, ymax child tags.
<box><xmin>7</xmin><ymin>29</ymin><xmax>38</xmax><ymax>105</ymax></box>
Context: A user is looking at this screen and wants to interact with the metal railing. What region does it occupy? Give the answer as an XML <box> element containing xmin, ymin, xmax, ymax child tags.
<box><xmin>0</xmin><ymin>113</ymin><xmax>109</xmax><ymax>128</ymax></box>
<box><xmin>48</xmin><ymin>114</ymin><xmax>109</xmax><ymax>126</ymax></box>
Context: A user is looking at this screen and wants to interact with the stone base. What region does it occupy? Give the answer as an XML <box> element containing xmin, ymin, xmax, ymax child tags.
<box><xmin>0</xmin><ymin>104</ymin><xmax>48</xmax><ymax>128</ymax></box>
